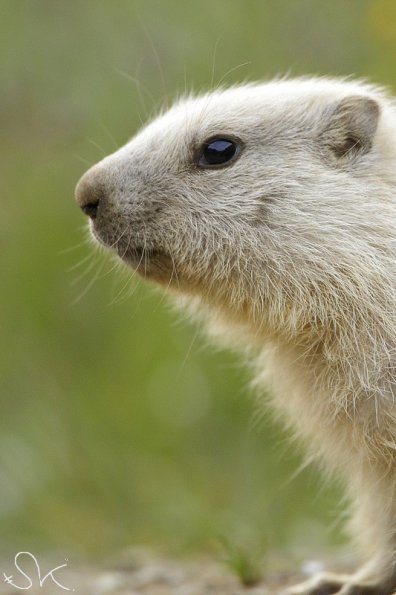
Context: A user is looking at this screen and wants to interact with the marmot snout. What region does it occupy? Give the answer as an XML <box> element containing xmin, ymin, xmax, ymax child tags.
<box><xmin>76</xmin><ymin>77</ymin><xmax>396</xmax><ymax>594</ymax></box>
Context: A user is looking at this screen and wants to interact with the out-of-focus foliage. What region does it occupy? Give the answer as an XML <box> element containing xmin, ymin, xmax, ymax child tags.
<box><xmin>1</xmin><ymin>0</ymin><xmax>395</xmax><ymax>559</ymax></box>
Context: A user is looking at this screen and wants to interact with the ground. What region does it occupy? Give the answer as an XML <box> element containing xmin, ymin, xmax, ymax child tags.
<box><xmin>0</xmin><ymin>547</ymin><xmax>349</xmax><ymax>595</ymax></box>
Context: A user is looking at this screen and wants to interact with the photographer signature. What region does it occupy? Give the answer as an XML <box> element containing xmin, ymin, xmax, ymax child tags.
<box><xmin>2</xmin><ymin>552</ymin><xmax>75</xmax><ymax>591</ymax></box>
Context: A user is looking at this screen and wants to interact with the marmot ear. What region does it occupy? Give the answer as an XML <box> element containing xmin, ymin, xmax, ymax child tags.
<box><xmin>319</xmin><ymin>95</ymin><xmax>380</xmax><ymax>160</ymax></box>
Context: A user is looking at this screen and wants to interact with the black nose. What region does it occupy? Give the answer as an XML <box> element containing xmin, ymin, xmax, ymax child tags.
<box><xmin>75</xmin><ymin>169</ymin><xmax>105</xmax><ymax>220</ymax></box>
<box><xmin>81</xmin><ymin>200</ymin><xmax>99</xmax><ymax>219</ymax></box>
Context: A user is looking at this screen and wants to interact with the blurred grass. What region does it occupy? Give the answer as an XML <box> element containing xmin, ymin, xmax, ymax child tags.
<box><xmin>1</xmin><ymin>0</ymin><xmax>395</xmax><ymax>559</ymax></box>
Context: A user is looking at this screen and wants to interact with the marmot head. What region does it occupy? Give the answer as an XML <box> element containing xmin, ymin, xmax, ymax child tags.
<box><xmin>75</xmin><ymin>78</ymin><xmax>395</xmax><ymax>334</ymax></box>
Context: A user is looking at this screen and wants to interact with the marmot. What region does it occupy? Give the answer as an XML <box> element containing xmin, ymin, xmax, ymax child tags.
<box><xmin>75</xmin><ymin>77</ymin><xmax>396</xmax><ymax>595</ymax></box>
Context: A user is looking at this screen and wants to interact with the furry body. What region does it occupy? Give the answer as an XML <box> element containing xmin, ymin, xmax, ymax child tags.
<box><xmin>75</xmin><ymin>77</ymin><xmax>396</xmax><ymax>594</ymax></box>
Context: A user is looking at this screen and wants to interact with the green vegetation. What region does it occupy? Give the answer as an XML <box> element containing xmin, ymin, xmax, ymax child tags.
<box><xmin>219</xmin><ymin>537</ymin><xmax>265</xmax><ymax>586</ymax></box>
<box><xmin>1</xmin><ymin>0</ymin><xmax>395</xmax><ymax>559</ymax></box>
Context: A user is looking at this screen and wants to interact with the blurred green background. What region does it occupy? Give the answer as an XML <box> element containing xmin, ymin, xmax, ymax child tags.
<box><xmin>1</xmin><ymin>0</ymin><xmax>396</xmax><ymax>562</ymax></box>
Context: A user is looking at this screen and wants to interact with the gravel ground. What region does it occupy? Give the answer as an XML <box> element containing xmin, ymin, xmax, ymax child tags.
<box><xmin>0</xmin><ymin>548</ymin><xmax>346</xmax><ymax>595</ymax></box>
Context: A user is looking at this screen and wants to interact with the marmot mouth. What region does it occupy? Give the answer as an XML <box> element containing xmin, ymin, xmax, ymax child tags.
<box><xmin>91</xmin><ymin>226</ymin><xmax>176</xmax><ymax>282</ymax></box>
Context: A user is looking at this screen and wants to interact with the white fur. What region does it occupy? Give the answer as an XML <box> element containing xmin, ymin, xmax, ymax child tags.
<box><xmin>76</xmin><ymin>77</ymin><xmax>396</xmax><ymax>594</ymax></box>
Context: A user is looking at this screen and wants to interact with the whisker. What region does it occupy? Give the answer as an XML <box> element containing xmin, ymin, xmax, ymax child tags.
<box><xmin>70</xmin><ymin>257</ymin><xmax>98</xmax><ymax>287</ymax></box>
<box><xmin>87</xmin><ymin>137</ymin><xmax>108</xmax><ymax>158</ymax></box>
<box><xmin>175</xmin><ymin>326</ymin><xmax>201</xmax><ymax>382</ymax></box>
<box><xmin>153</xmin><ymin>250</ymin><xmax>179</xmax><ymax>313</ymax></box>
<box><xmin>74</xmin><ymin>154</ymin><xmax>94</xmax><ymax>167</ymax></box>
<box><xmin>136</xmin><ymin>14</ymin><xmax>167</xmax><ymax>98</ymax></box>
<box><xmin>108</xmin><ymin>227</ymin><xmax>141</xmax><ymax>305</ymax></box>
<box><xmin>210</xmin><ymin>36</ymin><xmax>222</xmax><ymax>89</ymax></box>
<box><xmin>70</xmin><ymin>259</ymin><xmax>106</xmax><ymax>306</ymax></box>
<box><xmin>97</xmin><ymin>119</ymin><xmax>119</xmax><ymax>151</ymax></box>
<box><xmin>115</xmin><ymin>67</ymin><xmax>154</xmax><ymax>120</ymax></box>
<box><xmin>109</xmin><ymin>268</ymin><xmax>138</xmax><ymax>306</ymax></box>
<box><xmin>94</xmin><ymin>227</ymin><xmax>131</xmax><ymax>282</ymax></box>
<box><xmin>67</xmin><ymin>252</ymin><xmax>95</xmax><ymax>273</ymax></box>
<box><xmin>58</xmin><ymin>237</ymin><xmax>93</xmax><ymax>255</ymax></box>
<box><xmin>216</xmin><ymin>61</ymin><xmax>252</xmax><ymax>88</ymax></box>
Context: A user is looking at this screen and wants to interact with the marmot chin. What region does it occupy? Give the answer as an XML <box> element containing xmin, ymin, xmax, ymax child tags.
<box><xmin>75</xmin><ymin>77</ymin><xmax>396</xmax><ymax>595</ymax></box>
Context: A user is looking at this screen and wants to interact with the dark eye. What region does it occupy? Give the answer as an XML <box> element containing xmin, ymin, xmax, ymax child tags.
<box><xmin>197</xmin><ymin>137</ymin><xmax>240</xmax><ymax>168</ymax></box>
